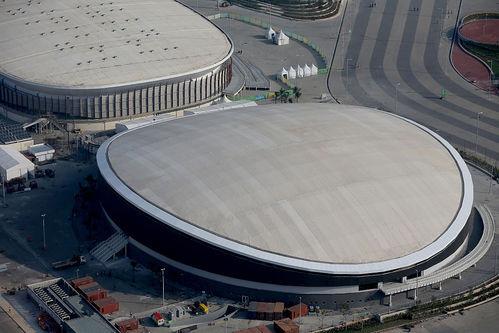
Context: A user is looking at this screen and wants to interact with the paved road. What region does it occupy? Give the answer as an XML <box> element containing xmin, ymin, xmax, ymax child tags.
<box><xmin>328</xmin><ymin>0</ymin><xmax>499</xmax><ymax>162</ymax></box>
<box><xmin>387</xmin><ymin>298</ymin><xmax>499</xmax><ymax>333</ymax></box>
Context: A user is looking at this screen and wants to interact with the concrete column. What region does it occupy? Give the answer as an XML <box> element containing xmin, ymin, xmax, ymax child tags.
<box><xmin>377</xmin><ymin>282</ymin><xmax>383</xmax><ymax>289</ymax></box>
<box><xmin>438</xmin><ymin>282</ymin><xmax>442</xmax><ymax>290</ymax></box>
<box><xmin>402</xmin><ymin>276</ymin><xmax>407</xmax><ymax>283</ymax></box>
<box><xmin>389</xmin><ymin>294</ymin><xmax>392</xmax><ymax>307</ymax></box>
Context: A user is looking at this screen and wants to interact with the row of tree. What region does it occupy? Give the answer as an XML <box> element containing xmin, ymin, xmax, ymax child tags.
<box><xmin>274</xmin><ymin>86</ymin><xmax>302</xmax><ymax>103</ymax></box>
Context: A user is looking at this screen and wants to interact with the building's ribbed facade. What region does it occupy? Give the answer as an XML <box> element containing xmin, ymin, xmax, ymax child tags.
<box><xmin>0</xmin><ymin>61</ymin><xmax>232</xmax><ymax>119</ymax></box>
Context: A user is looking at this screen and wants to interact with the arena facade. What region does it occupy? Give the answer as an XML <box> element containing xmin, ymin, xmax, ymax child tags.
<box><xmin>97</xmin><ymin>104</ymin><xmax>476</xmax><ymax>301</ymax></box>
<box><xmin>0</xmin><ymin>0</ymin><xmax>233</xmax><ymax>120</ymax></box>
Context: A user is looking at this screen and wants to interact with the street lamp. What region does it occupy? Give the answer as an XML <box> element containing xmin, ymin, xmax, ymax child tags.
<box><xmin>488</xmin><ymin>60</ymin><xmax>493</xmax><ymax>101</ymax></box>
<box><xmin>475</xmin><ymin>112</ymin><xmax>483</xmax><ymax>157</ymax></box>
<box><xmin>41</xmin><ymin>213</ymin><xmax>46</xmax><ymax>250</ymax></box>
<box><xmin>414</xmin><ymin>269</ymin><xmax>419</xmax><ymax>304</ymax></box>
<box><xmin>395</xmin><ymin>82</ymin><xmax>401</xmax><ymax>114</ymax></box>
<box><xmin>161</xmin><ymin>268</ymin><xmax>165</xmax><ymax>306</ymax></box>
<box><xmin>346</xmin><ymin>58</ymin><xmax>353</xmax><ymax>94</ymax></box>
<box><xmin>298</xmin><ymin>296</ymin><xmax>302</xmax><ymax>324</ymax></box>
<box><xmin>1</xmin><ymin>174</ymin><xmax>5</xmax><ymax>206</ymax></box>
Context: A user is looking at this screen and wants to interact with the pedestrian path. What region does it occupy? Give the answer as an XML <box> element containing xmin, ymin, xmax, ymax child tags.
<box><xmin>0</xmin><ymin>294</ymin><xmax>36</xmax><ymax>333</ymax></box>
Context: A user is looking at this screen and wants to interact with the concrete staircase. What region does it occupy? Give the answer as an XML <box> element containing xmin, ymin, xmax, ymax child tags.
<box><xmin>90</xmin><ymin>232</ymin><xmax>128</xmax><ymax>263</ymax></box>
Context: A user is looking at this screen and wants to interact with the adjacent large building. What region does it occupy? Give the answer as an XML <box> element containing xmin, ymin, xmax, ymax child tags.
<box><xmin>0</xmin><ymin>0</ymin><xmax>233</xmax><ymax>120</ymax></box>
<box><xmin>97</xmin><ymin>104</ymin><xmax>476</xmax><ymax>301</ymax></box>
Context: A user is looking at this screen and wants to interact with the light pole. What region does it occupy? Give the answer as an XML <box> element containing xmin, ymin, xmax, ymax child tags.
<box><xmin>1</xmin><ymin>174</ymin><xmax>5</xmax><ymax>206</ymax></box>
<box><xmin>488</xmin><ymin>60</ymin><xmax>493</xmax><ymax>101</ymax></box>
<box><xmin>395</xmin><ymin>82</ymin><xmax>400</xmax><ymax>114</ymax></box>
<box><xmin>224</xmin><ymin>317</ymin><xmax>229</xmax><ymax>333</ymax></box>
<box><xmin>414</xmin><ymin>269</ymin><xmax>419</xmax><ymax>304</ymax></box>
<box><xmin>161</xmin><ymin>268</ymin><xmax>165</xmax><ymax>306</ymax></box>
<box><xmin>41</xmin><ymin>213</ymin><xmax>46</xmax><ymax>250</ymax></box>
<box><xmin>346</xmin><ymin>58</ymin><xmax>352</xmax><ymax>94</ymax></box>
<box><xmin>299</xmin><ymin>296</ymin><xmax>302</xmax><ymax>324</ymax></box>
<box><xmin>475</xmin><ymin>112</ymin><xmax>483</xmax><ymax>157</ymax></box>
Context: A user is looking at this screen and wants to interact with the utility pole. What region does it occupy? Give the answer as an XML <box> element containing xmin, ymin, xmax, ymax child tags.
<box><xmin>161</xmin><ymin>268</ymin><xmax>165</xmax><ymax>306</ymax></box>
<box><xmin>346</xmin><ymin>58</ymin><xmax>352</xmax><ymax>94</ymax></box>
<box><xmin>299</xmin><ymin>296</ymin><xmax>302</xmax><ymax>324</ymax></box>
<box><xmin>475</xmin><ymin>112</ymin><xmax>483</xmax><ymax>157</ymax></box>
<box><xmin>395</xmin><ymin>82</ymin><xmax>400</xmax><ymax>114</ymax></box>
<box><xmin>41</xmin><ymin>213</ymin><xmax>46</xmax><ymax>250</ymax></box>
<box><xmin>1</xmin><ymin>174</ymin><xmax>5</xmax><ymax>206</ymax></box>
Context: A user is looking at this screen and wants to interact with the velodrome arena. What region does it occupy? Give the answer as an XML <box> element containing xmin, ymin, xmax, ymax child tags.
<box><xmin>0</xmin><ymin>0</ymin><xmax>233</xmax><ymax>121</ymax></box>
<box><xmin>97</xmin><ymin>103</ymin><xmax>493</xmax><ymax>304</ymax></box>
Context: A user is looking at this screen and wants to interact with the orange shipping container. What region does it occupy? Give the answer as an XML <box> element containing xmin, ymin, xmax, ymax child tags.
<box><xmin>284</xmin><ymin>303</ymin><xmax>308</xmax><ymax>320</ymax></box>
<box><xmin>70</xmin><ymin>276</ymin><xmax>94</xmax><ymax>288</ymax></box>
<box><xmin>115</xmin><ymin>318</ymin><xmax>139</xmax><ymax>333</ymax></box>
<box><xmin>274</xmin><ymin>318</ymin><xmax>299</xmax><ymax>333</ymax></box>
<box><xmin>93</xmin><ymin>297</ymin><xmax>119</xmax><ymax>314</ymax></box>
<box><xmin>84</xmin><ymin>289</ymin><xmax>108</xmax><ymax>302</ymax></box>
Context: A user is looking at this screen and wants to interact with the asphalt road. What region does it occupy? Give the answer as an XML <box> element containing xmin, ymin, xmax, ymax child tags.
<box><xmin>328</xmin><ymin>0</ymin><xmax>499</xmax><ymax>162</ymax></box>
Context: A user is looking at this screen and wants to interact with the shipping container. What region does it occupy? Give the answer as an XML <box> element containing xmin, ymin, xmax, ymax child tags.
<box><xmin>84</xmin><ymin>289</ymin><xmax>108</xmax><ymax>302</ymax></box>
<box><xmin>93</xmin><ymin>297</ymin><xmax>119</xmax><ymax>314</ymax></box>
<box><xmin>235</xmin><ymin>325</ymin><xmax>273</xmax><ymax>333</ymax></box>
<box><xmin>274</xmin><ymin>302</ymin><xmax>284</xmax><ymax>320</ymax></box>
<box><xmin>70</xmin><ymin>276</ymin><xmax>94</xmax><ymax>288</ymax></box>
<box><xmin>274</xmin><ymin>318</ymin><xmax>299</xmax><ymax>333</ymax></box>
<box><xmin>284</xmin><ymin>303</ymin><xmax>308</xmax><ymax>320</ymax></box>
<box><xmin>115</xmin><ymin>318</ymin><xmax>139</xmax><ymax>333</ymax></box>
<box><xmin>77</xmin><ymin>281</ymin><xmax>100</xmax><ymax>292</ymax></box>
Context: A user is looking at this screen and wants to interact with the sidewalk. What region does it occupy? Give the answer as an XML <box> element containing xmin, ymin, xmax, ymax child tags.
<box><xmin>0</xmin><ymin>293</ymin><xmax>36</xmax><ymax>333</ymax></box>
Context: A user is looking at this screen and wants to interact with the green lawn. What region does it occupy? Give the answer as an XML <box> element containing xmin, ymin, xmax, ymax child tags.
<box><xmin>461</xmin><ymin>42</ymin><xmax>499</xmax><ymax>74</ymax></box>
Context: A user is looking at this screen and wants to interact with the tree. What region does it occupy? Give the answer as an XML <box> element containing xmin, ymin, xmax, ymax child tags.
<box><xmin>278</xmin><ymin>88</ymin><xmax>286</xmax><ymax>103</ymax></box>
<box><xmin>293</xmin><ymin>86</ymin><xmax>302</xmax><ymax>102</ymax></box>
<box><xmin>273</xmin><ymin>90</ymin><xmax>281</xmax><ymax>104</ymax></box>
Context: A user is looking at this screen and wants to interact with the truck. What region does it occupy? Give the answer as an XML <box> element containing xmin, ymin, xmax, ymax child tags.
<box><xmin>51</xmin><ymin>255</ymin><xmax>86</xmax><ymax>270</ymax></box>
<box><xmin>151</xmin><ymin>312</ymin><xmax>165</xmax><ymax>326</ymax></box>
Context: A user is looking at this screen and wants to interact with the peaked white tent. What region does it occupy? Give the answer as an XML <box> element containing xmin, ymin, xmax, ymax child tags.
<box><xmin>280</xmin><ymin>67</ymin><xmax>289</xmax><ymax>80</ymax></box>
<box><xmin>275</xmin><ymin>30</ymin><xmax>289</xmax><ymax>46</ymax></box>
<box><xmin>297</xmin><ymin>65</ymin><xmax>304</xmax><ymax>78</ymax></box>
<box><xmin>266</xmin><ymin>26</ymin><xmax>276</xmax><ymax>40</ymax></box>
<box><xmin>0</xmin><ymin>146</ymin><xmax>35</xmax><ymax>181</ymax></box>
<box><xmin>311</xmin><ymin>64</ymin><xmax>318</xmax><ymax>75</ymax></box>
<box><xmin>303</xmin><ymin>64</ymin><xmax>312</xmax><ymax>77</ymax></box>
<box><xmin>288</xmin><ymin>66</ymin><xmax>296</xmax><ymax>79</ymax></box>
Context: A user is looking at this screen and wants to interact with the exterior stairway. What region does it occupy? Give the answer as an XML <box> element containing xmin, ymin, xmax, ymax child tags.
<box><xmin>90</xmin><ymin>232</ymin><xmax>128</xmax><ymax>263</ymax></box>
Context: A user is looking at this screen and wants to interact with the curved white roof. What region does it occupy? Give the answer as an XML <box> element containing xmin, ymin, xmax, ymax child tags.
<box><xmin>0</xmin><ymin>0</ymin><xmax>232</xmax><ymax>89</ymax></box>
<box><xmin>98</xmin><ymin>104</ymin><xmax>473</xmax><ymax>274</ymax></box>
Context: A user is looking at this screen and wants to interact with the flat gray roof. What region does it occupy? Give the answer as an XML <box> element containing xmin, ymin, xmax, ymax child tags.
<box><xmin>104</xmin><ymin>104</ymin><xmax>470</xmax><ymax>266</ymax></box>
<box><xmin>0</xmin><ymin>0</ymin><xmax>232</xmax><ymax>88</ymax></box>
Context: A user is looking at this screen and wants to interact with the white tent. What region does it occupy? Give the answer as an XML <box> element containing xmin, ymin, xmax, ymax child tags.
<box><xmin>297</xmin><ymin>65</ymin><xmax>304</xmax><ymax>78</ymax></box>
<box><xmin>0</xmin><ymin>146</ymin><xmax>35</xmax><ymax>181</ymax></box>
<box><xmin>311</xmin><ymin>64</ymin><xmax>318</xmax><ymax>75</ymax></box>
<box><xmin>266</xmin><ymin>26</ymin><xmax>276</xmax><ymax>40</ymax></box>
<box><xmin>288</xmin><ymin>66</ymin><xmax>297</xmax><ymax>79</ymax></box>
<box><xmin>303</xmin><ymin>64</ymin><xmax>312</xmax><ymax>77</ymax></box>
<box><xmin>28</xmin><ymin>143</ymin><xmax>55</xmax><ymax>163</ymax></box>
<box><xmin>280</xmin><ymin>67</ymin><xmax>289</xmax><ymax>80</ymax></box>
<box><xmin>275</xmin><ymin>30</ymin><xmax>289</xmax><ymax>46</ymax></box>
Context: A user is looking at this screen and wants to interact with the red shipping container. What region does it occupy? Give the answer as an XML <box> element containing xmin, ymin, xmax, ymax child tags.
<box><xmin>77</xmin><ymin>281</ymin><xmax>100</xmax><ymax>292</ymax></box>
<box><xmin>115</xmin><ymin>318</ymin><xmax>139</xmax><ymax>333</ymax></box>
<box><xmin>284</xmin><ymin>303</ymin><xmax>308</xmax><ymax>320</ymax></box>
<box><xmin>70</xmin><ymin>276</ymin><xmax>94</xmax><ymax>288</ymax></box>
<box><xmin>84</xmin><ymin>289</ymin><xmax>108</xmax><ymax>302</ymax></box>
<box><xmin>93</xmin><ymin>297</ymin><xmax>119</xmax><ymax>314</ymax></box>
<box><xmin>274</xmin><ymin>318</ymin><xmax>299</xmax><ymax>333</ymax></box>
<box><xmin>235</xmin><ymin>325</ymin><xmax>272</xmax><ymax>333</ymax></box>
